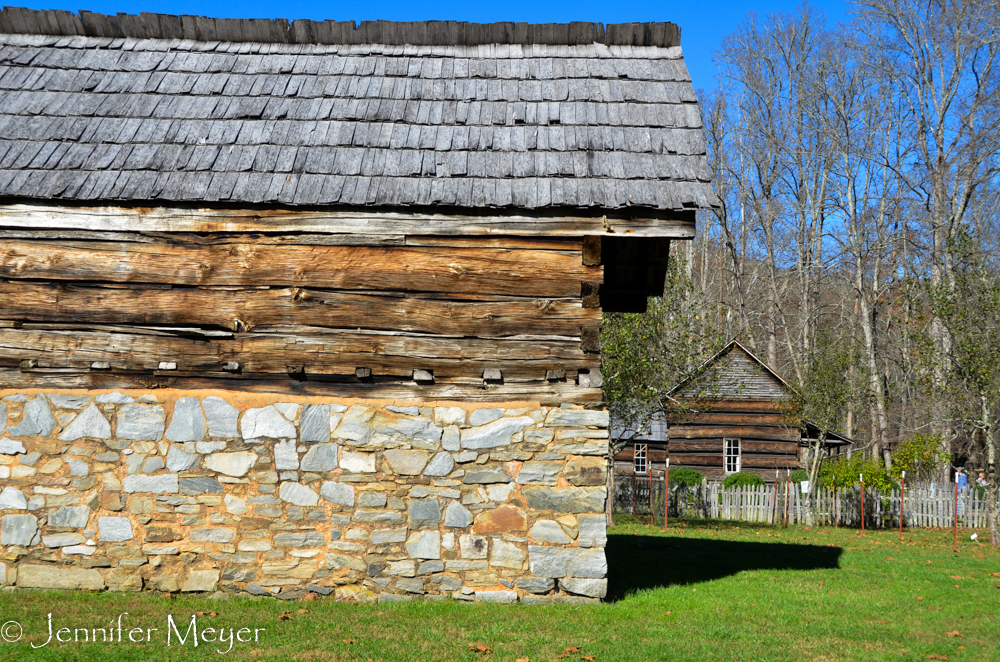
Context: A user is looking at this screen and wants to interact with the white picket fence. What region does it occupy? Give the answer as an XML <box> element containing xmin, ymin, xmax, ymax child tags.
<box><xmin>614</xmin><ymin>476</ymin><xmax>997</xmax><ymax>528</ymax></box>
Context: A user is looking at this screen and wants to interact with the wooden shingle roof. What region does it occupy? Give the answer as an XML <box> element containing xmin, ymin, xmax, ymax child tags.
<box><xmin>0</xmin><ymin>8</ymin><xmax>714</xmax><ymax>211</ymax></box>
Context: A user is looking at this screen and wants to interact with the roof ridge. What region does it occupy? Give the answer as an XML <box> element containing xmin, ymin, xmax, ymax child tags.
<box><xmin>0</xmin><ymin>7</ymin><xmax>680</xmax><ymax>47</ymax></box>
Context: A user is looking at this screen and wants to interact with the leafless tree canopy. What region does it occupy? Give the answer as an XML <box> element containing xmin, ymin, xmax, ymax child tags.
<box><xmin>680</xmin><ymin>0</ymin><xmax>1000</xmax><ymax>541</ymax></box>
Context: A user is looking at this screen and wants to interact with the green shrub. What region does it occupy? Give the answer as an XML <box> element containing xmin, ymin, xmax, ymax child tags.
<box><xmin>722</xmin><ymin>471</ymin><xmax>765</xmax><ymax>488</ymax></box>
<box><xmin>818</xmin><ymin>455</ymin><xmax>897</xmax><ymax>491</ymax></box>
<box><xmin>789</xmin><ymin>469</ymin><xmax>810</xmax><ymax>483</ymax></box>
<box><xmin>668</xmin><ymin>466</ymin><xmax>704</xmax><ymax>488</ymax></box>
<box><xmin>890</xmin><ymin>433</ymin><xmax>949</xmax><ymax>482</ymax></box>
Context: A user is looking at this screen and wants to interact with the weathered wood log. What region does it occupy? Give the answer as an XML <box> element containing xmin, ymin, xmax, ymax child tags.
<box><xmin>669</xmin><ymin>400</ymin><xmax>793</xmax><ymax>414</ymax></box>
<box><xmin>0</xmin><ymin>203</ymin><xmax>697</xmax><ymax>238</ymax></box>
<box><xmin>0</xmin><ymin>327</ymin><xmax>599</xmax><ymax>378</ymax></box>
<box><xmin>667</xmin><ymin>412</ymin><xmax>790</xmax><ymax>427</ymax></box>
<box><xmin>0</xmin><ymin>368</ymin><xmax>603</xmax><ymax>404</ymax></box>
<box><xmin>666</xmin><ymin>426</ymin><xmax>800</xmax><ymax>442</ymax></box>
<box><xmin>0</xmin><ymin>282</ymin><xmax>599</xmax><ymax>337</ymax></box>
<box><xmin>0</xmin><ymin>240</ymin><xmax>601</xmax><ymax>297</ymax></box>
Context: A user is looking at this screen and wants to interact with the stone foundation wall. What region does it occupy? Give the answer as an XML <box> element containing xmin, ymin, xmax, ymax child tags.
<box><xmin>0</xmin><ymin>390</ymin><xmax>609</xmax><ymax>603</ymax></box>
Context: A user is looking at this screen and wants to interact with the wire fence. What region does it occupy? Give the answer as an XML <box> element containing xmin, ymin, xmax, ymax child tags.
<box><xmin>614</xmin><ymin>474</ymin><xmax>998</xmax><ymax>528</ymax></box>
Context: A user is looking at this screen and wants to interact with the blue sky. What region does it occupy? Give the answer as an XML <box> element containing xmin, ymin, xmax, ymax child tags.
<box><xmin>10</xmin><ymin>0</ymin><xmax>850</xmax><ymax>91</ymax></box>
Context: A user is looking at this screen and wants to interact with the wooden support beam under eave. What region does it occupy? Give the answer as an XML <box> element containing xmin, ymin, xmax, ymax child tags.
<box><xmin>0</xmin><ymin>202</ymin><xmax>697</xmax><ymax>238</ymax></box>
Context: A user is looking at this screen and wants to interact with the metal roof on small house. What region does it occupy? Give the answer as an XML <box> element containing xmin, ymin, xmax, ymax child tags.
<box><xmin>0</xmin><ymin>8</ymin><xmax>714</xmax><ymax>212</ymax></box>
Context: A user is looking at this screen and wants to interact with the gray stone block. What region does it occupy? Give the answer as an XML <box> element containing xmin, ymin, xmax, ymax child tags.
<box><xmin>299</xmin><ymin>404</ymin><xmax>331</xmax><ymax>442</ymax></box>
<box><xmin>353</xmin><ymin>510</ymin><xmax>405</xmax><ymax>524</ymax></box>
<box><xmin>190</xmin><ymin>528</ymin><xmax>236</xmax><ymax>543</ymax></box>
<box><xmin>99</xmin><ymin>516</ymin><xmax>134</xmax><ymax>542</ymax></box>
<box><xmin>58</xmin><ymin>404</ymin><xmax>111</xmax><ymax>441</ymax></box>
<box><xmin>142</xmin><ymin>456</ymin><xmax>165</xmax><ymax>473</ymax></box>
<box><xmin>544</xmin><ymin>409</ymin><xmax>609</xmax><ymax>427</ymax></box>
<box><xmin>442</xmin><ymin>427</ymin><xmax>460</xmax><ymax>451</ymax></box>
<box><xmin>340</xmin><ymin>450</ymin><xmax>376</xmax><ymax>472</ymax></box>
<box><xmin>417</xmin><ymin>560</ymin><xmax>444</xmax><ymax>574</ymax></box>
<box><xmin>475</xmin><ymin>590</ymin><xmax>517</xmax><ymax>603</ymax></box>
<box><xmin>462</xmin><ymin>467</ymin><xmax>511</xmax><ymax>484</ymax></box>
<box><xmin>406</xmin><ymin>530</ymin><xmax>440</xmax><ymax>559</ymax></box>
<box><xmin>332</xmin><ymin>406</ymin><xmax>375</xmax><ymax>445</ymax></box>
<box><xmin>274</xmin><ymin>439</ymin><xmax>298</xmax><ymax>470</ymax></box>
<box><xmin>559</xmin><ymin>577</ymin><xmax>608</xmax><ymax>598</ymax></box>
<box><xmin>423</xmin><ymin>452</ymin><xmax>455</xmax><ymax>477</ymax></box>
<box><xmin>320</xmin><ymin>481</ymin><xmax>354</xmax><ymax>507</ymax></box>
<box><xmin>96</xmin><ymin>392</ymin><xmax>133</xmax><ymax>404</ymax></box>
<box><xmin>166</xmin><ymin>397</ymin><xmax>206</xmax><ymax>442</ymax></box>
<box><xmin>370</xmin><ymin>527</ymin><xmax>407</xmax><ymax>544</ymax></box>
<box><xmin>274</xmin><ymin>532</ymin><xmax>326</xmax><ymax>547</ymax></box>
<box><xmin>8</xmin><ymin>396</ymin><xmax>56</xmax><ymax>437</ymax></box>
<box><xmin>372</xmin><ymin>416</ymin><xmax>443</xmax><ymax>448</ymax></box>
<box><xmin>43</xmin><ymin>532</ymin><xmax>86</xmax><ymax>548</ymax></box>
<box><xmin>179</xmin><ymin>477</ymin><xmax>224</xmax><ymax>495</ymax></box>
<box><xmin>17</xmin><ymin>565</ymin><xmax>104</xmax><ymax>590</ymax></box>
<box><xmin>116</xmin><ymin>404</ymin><xmax>166</xmax><ymax>441</ymax></box>
<box><xmin>395</xmin><ymin>577</ymin><xmax>425</xmax><ymax>593</ymax></box>
<box><xmin>241</xmin><ymin>406</ymin><xmax>296</xmax><ymax>439</ymax></box>
<box><xmin>0</xmin><ymin>437</ymin><xmax>25</xmax><ymax>454</ymax></box>
<box><xmin>279</xmin><ymin>482</ymin><xmax>319</xmax><ymax>506</ymax></box>
<box><xmin>490</xmin><ymin>540</ymin><xmax>525</xmax><ymax>569</ymax></box>
<box><xmin>123</xmin><ymin>473</ymin><xmax>179</xmax><ymax>494</ymax></box>
<box><xmin>516</xmin><ymin>577</ymin><xmax>555</xmax><ymax>594</ymax></box>
<box><xmin>386</xmin><ymin>405</ymin><xmax>420</xmax><ymax>416</ymax></box>
<box><xmin>300</xmin><ymin>443</ymin><xmax>339</xmax><ymax>471</ymax></box>
<box><xmin>469</xmin><ymin>408</ymin><xmax>503</xmax><ymax>426</ymax></box>
<box><xmin>529</xmin><ymin>519</ymin><xmax>572</xmax><ymax>544</ymax></box>
<box><xmin>1</xmin><ymin>514</ymin><xmax>38</xmax><ymax>545</ymax></box>
<box><xmin>203</xmin><ymin>397</ymin><xmax>239</xmax><ymax>438</ymax></box>
<box><xmin>515</xmin><ymin>461</ymin><xmax>562</xmax><ymax>485</ymax></box>
<box><xmin>48</xmin><ymin>505</ymin><xmax>90</xmax><ymax>528</ymax></box>
<box><xmin>357</xmin><ymin>491</ymin><xmax>387</xmax><ymax>508</ymax></box>
<box><xmin>577</xmin><ymin>514</ymin><xmax>608</xmax><ymax>548</ymax></box>
<box><xmin>384</xmin><ymin>449</ymin><xmax>430</xmax><ymax>475</ymax></box>
<box><xmin>527</xmin><ymin>546</ymin><xmax>607</xmax><ymax>579</ymax></box>
<box><xmin>166</xmin><ymin>445</ymin><xmax>199</xmax><ymax>471</ymax></box>
<box><xmin>443</xmin><ymin>500</ymin><xmax>473</xmax><ymax>528</ymax></box>
<box><xmin>65</xmin><ymin>457</ymin><xmax>89</xmax><ymax>476</ymax></box>
<box><xmin>46</xmin><ymin>395</ymin><xmax>92</xmax><ymax>409</ymax></box>
<box><xmin>408</xmin><ymin>497</ymin><xmax>441</xmax><ymax>523</ymax></box>
<box><xmin>522</xmin><ymin>486</ymin><xmax>607</xmax><ymax>513</ymax></box>
<box><xmin>204</xmin><ymin>451</ymin><xmax>257</xmax><ymax>477</ymax></box>
<box><xmin>460</xmin><ymin>416</ymin><xmax>534</xmax><ymax>449</ymax></box>
<box><xmin>0</xmin><ymin>486</ymin><xmax>27</xmax><ymax>510</ymax></box>
<box><xmin>182</xmin><ymin>569</ymin><xmax>220</xmax><ymax>592</ymax></box>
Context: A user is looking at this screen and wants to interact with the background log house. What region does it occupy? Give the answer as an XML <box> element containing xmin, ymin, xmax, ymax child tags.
<box><xmin>614</xmin><ymin>341</ymin><xmax>852</xmax><ymax>481</ymax></box>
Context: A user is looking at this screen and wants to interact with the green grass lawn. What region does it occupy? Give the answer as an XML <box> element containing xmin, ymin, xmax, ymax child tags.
<box><xmin>2</xmin><ymin>520</ymin><xmax>999</xmax><ymax>661</ymax></box>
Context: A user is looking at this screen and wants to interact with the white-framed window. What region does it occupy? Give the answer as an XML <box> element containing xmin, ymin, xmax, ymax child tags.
<box><xmin>634</xmin><ymin>443</ymin><xmax>647</xmax><ymax>475</ymax></box>
<box><xmin>724</xmin><ymin>438</ymin><xmax>741</xmax><ymax>474</ymax></box>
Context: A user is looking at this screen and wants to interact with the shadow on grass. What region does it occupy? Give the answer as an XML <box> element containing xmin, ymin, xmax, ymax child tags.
<box><xmin>605</xmin><ymin>526</ymin><xmax>843</xmax><ymax>602</ymax></box>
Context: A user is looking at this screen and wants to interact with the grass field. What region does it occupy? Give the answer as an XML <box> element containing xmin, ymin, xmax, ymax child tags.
<box><xmin>1</xmin><ymin>519</ymin><xmax>998</xmax><ymax>661</ymax></box>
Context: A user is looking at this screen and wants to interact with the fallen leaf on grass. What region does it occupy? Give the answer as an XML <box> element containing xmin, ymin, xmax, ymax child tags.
<box><xmin>563</xmin><ymin>648</ymin><xmax>581</xmax><ymax>654</ymax></box>
<box><xmin>886</xmin><ymin>557</ymin><xmax>897</xmax><ymax>561</ymax></box>
<box><xmin>954</xmin><ymin>584</ymin><xmax>961</xmax><ymax>589</ymax></box>
<box><xmin>917</xmin><ymin>596</ymin><xmax>924</xmax><ymax>600</ymax></box>
<box><xmin>958</xmin><ymin>646</ymin><xmax>966</xmax><ymax>650</ymax></box>
<box><xmin>194</xmin><ymin>611</ymin><xmax>218</xmax><ymax>616</ymax></box>
<box><xmin>950</xmin><ymin>575</ymin><xmax>963</xmax><ymax>580</ymax></box>
<box><xmin>469</xmin><ymin>643</ymin><xmax>491</xmax><ymax>654</ymax></box>
<box><xmin>663</xmin><ymin>611</ymin><xmax>673</xmax><ymax>615</ymax></box>
<box><xmin>926</xmin><ymin>655</ymin><xmax>948</xmax><ymax>660</ymax></box>
<box><xmin>580</xmin><ymin>656</ymin><xmax>596</xmax><ymax>661</ymax></box>
<box><xmin>277</xmin><ymin>614</ymin><xmax>293</xmax><ymax>621</ymax></box>
<box><xmin>945</xmin><ymin>631</ymin><xmax>962</xmax><ymax>637</ymax></box>
<box><xmin>297</xmin><ymin>609</ymin><xmax>309</xmax><ymax>614</ymax></box>
<box><xmin>343</xmin><ymin>638</ymin><xmax>359</xmax><ymax>644</ymax></box>
<box><xmin>517</xmin><ymin>658</ymin><xmax>530</xmax><ymax>662</ymax></box>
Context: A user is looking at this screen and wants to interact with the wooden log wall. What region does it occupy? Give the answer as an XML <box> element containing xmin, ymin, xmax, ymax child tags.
<box><xmin>612</xmin><ymin>401</ymin><xmax>805</xmax><ymax>481</ymax></box>
<box><xmin>0</xmin><ymin>205</ymin><xmax>631</xmax><ymax>403</ymax></box>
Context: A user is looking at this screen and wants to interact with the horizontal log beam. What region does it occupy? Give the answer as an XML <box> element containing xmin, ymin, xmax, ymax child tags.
<box><xmin>0</xmin><ymin>240</ymin><xmax>601</xmax><ymax>297</ymax></box>
<box><xmin>0</xmin><ymin>327</ymin><xmax>599</xmax><ymax>379</ymax></box>
<box><xmin>668</xmin><ymin>413</ymin><xmax>792</xmax><ymax>427</ymax></box>
<box><xmin>0</xmin><ymin>282</ymin><xmax>599</xmax><ymax>337</ymax></box>
<box><xmin>0</xmin><ymin>203</ymin><xmax>697</xmax><ymax>239</ymax></box>
<box><xmin>667</xmin><ymin>426</ymin><xmax>801</xmax><ymax>442</ymax></box>
<box><xmin>671</xmin><ymin>400</ymin><xmax>794</xmax><ymax>413</ymax></box>
<box><xmin>0</xmin><ymin>369</ymin><xmax>603</xmax><ymax>405</ymax></box>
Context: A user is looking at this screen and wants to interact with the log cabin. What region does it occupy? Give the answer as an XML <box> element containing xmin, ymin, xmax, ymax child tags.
<box><xmin>614</xmin><ymin>340</ymin><xmax>851</xmax><ymax>482</ymax></box>
<box><xmin>0</xmin><ymin>9</ymin><xmax>715</xmax><ymax>599</ymax></box>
